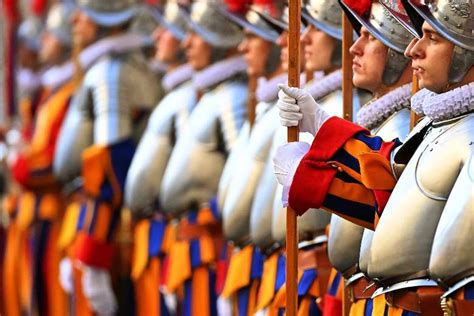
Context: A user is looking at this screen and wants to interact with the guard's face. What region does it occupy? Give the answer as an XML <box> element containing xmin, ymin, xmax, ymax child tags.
<box><xmin>18</xmin><ymin>43</ymin><xmax>38</xmax><ymax>69</ymax></box>
<box><xmin>154</xmin><ymin>27</ymin><xmax>181</xmax><ymax>64</ymax></box>
<box><xmin>408</xmin><ymin>22</ymin><xmax>453</xmax><ymax>93</ymax></box>
<box><xmin>71</xmin><ymin>10</ymin><xmax>99</xmax><ymax>48</ymax></box>
<box><xmin>301</xmin><ymin>25</ymin><xmax>336</xmax><ymax>72</ymax></box>
<box><xmin>238</xmin><ymin>32</ymin><xmax>273</xmax><ymax>77</ymax></box>
<box><xmin>183</xmin><ymin>31</ymin><xmax>212</xmax><ymax>70</ymax></box>
<box><xmin>350</xmin><ymin>26</ymin><xmax>387</xmax><ymax>92</ymax></box>
<box><xmin>39</xmin><ymin>32</ymin><xmax>64</xmax><ymax>66</ymax></box>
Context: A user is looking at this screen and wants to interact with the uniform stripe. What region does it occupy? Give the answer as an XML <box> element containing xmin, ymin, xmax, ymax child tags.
<box><xmin>365</xmin><ymin>298</ymin><xmax>373</xmax><ymax>316</ymax></box>
<box><xmin>353</xmin><ymin>133</ymin><xmax>384</xmax><ymax>150</ymax></box>
<box><xmin>465</xmin><ymin>282</ymin><xmax>474</xmax><ymax>300</ymax></box>
<box><xmin>190</xmin><ymin>239</ymin><xmax>201</xmax><ymax>268</ymax></box>
<box><xmin>324</xmin><ymin>194</ymin><xmax>375</xmax><ymax>228</ymax></box>
<box><xmin>275</xmin><ymin>255</ymin><xmax>286</xmax><ymax>292</ymax></box>
<box><xmin>334</xmin><ymin>172</ymin><xmax>360</xmax><ymax>184</ymax></box>
<box><xmin>328</xmin><ymin>177</ymin><xmax>376</xmax><ymax>206</ymax></box>
<box><xmin>328</xmin><ymin>271</ymin><xmax>341</xmax><ymax>296</ymax></box>
<box><xmin>331</xmin><ymin>149</ymin><xmax>361</xmax><ymax>174</ymax></box>
<box><xmin>298</xmin><ymin>269</ymin><xmax>317</xmax><ymax>296</ymax></box>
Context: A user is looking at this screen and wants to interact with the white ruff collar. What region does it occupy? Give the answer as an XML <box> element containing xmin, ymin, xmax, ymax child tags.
<box><xmin>357</xmin><ymin>83</ymin><xmax>412</xmax><ymax>129</ymax></box>
<box><xmin>17</xmin><ymin>68</ymin><xmax>42</xmax><ymax>96</ymax></box>
<box><xmin>192</xmin><ymin>56</ymin><xmax>247</xmax><ymax>90</ymax></box>
<box><xmin>162</xmin><ymin>64</ymin><xmax>194</xmax><ymax>92</ymax></box>
<box><xmin>256</xmin><ymin>72</ymin><xmax>288</xmax><ymax>103</ymax></box>
<box><xmin>306</xmin><ymin>69</ymin><xmax>342</xmax><ymax>101</ymax></box>
<box><xmin>41</xmin><ymin>33</ymin><xmax>151</xmax><ymax>89</ymax></box>
<box><xmin>149</xmin><ymin>60</ymin><xmax>168</xmax><ymax>74</ymax></box>
<box><xmin>411</xmin><ymin>83</ymin><xmax>474</xmax><ymax>122</ymax></box>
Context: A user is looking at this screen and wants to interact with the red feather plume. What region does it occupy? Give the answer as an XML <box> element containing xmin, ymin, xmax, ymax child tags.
<box><xmin>225</xmin><ymin>0</ymin><xmax>251</xmax><ymax>14</ymax></box>
<box><xmin>344</xmin><ymin>0</ymin><xmax>372</xmax><ymax>16</ymax></box>
<box><xmin>31</xmin><ymin>0</ymin><xmax>48</xmax><ymax>17</ymax></box>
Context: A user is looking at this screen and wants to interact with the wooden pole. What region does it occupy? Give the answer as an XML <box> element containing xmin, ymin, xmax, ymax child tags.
<box><xmin>410</xmin><ymin>74</ymin><xmax>420</xmax><ymax>129</ymax></box>
<box><xmin>286</xmin><ymin>0</ymin><xmax>301</xmax><ymax>315</ymax></box>
<box><xmin>341</xmin><ymin>11</ymin><xmax>354</xmax><ymax>316</ymax></box>
<box><xmin>247</xmin><ymin>75</ymin><xmax>258</xmax><ymax>129</ymax></box>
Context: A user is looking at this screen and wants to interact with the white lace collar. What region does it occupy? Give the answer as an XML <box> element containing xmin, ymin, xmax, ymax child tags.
<box><xmin>305</xmin><ymin>69</ymin><xmax>342</xmax><ymax>101</ymax></box>
<box><xmin>356</xmin><ymin>83</ymin><xmax>412</xmax><ymax>130</ymax></box>
<box><xmin>41</xmin><ymin>33</ymin><xmax>151</xmax><ymax>89</ymax></box>
<box><xmin>149</xmin><ymin>60</ymin><xmax>168</xmax><ymax>74</ymax></box>
<box><xmin>17</xmin><ymin>68</ymin><xmax>42</xmax><ymax>96</ymax></box>
<box><xmin>192</xmin><ymin>56</ymin><xmax>247</xmax><ymax>91</ymax></box>
<box><xmin>256</xmin><ymin>72</ymin><xmax>288</xmax><ymax>103</ymax></box>
<box><xmin>162</xmin><ymin>64</ymin><xmax>194</xmax><ymax>92</ymax></box>
<box><xmin>411</xmin><ymin>83</ymin><xmax>474</xmax><ymax>122</ymax></box>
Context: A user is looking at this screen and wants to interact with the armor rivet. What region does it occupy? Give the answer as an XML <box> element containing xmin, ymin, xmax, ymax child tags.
<box><xmin>443</xmin><ymin>15</ymin><xmax>449</xmax><ymax>21</ymax></box>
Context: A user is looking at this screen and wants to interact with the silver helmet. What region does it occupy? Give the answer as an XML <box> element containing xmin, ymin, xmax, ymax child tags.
<box><xmin>303</xmin><ymin>0</ymin><xmax>344</xmax><ymax>66</ymax></box>
<box><xmin>303</xmin><ymin>0</ymin><xmax>343</xmax><ymax>40</ymax></box>
<box><xmin>340</xmin><ymin>0</ymin><xmax>414</xmax><ymax>85</ymax></box>
<box><xmin>131</xmin><ymin>5</ymin><xmax>160</xmax><ymax>37</ymax></box>
<box><xmin>45</xmin><ymin>3</ymin><xmax>76</xmax><ymax>47</ymax></box>
<box><xmin>184</xmin><ymin>0</ymin><xmax>244</xmax><ymax>48</ymax></box>
<box><xmin>400</xmin><ymin>0</ymin><xmax>473</xmax><ymax>83</ymax></box>
<box><xmin>153</xmin><ymin>0</ymin><xmax>189</xmax><ymax>40</ymax></box>
<box><xmin>18</xmin><ymin>17</ymin><xmax>43</xmax><ymax>52</ymax></box>
<box><xmin>219</xmin><ymin>0</ymin><xmax>283</xmax><ymax>74</ymax></box>
<box><xmin>218</xmin><ymin>0</ymin><xmax>283</xmax><ymax>43</ymax></box>
<box><xmin>77</xmin><ymin>0</ymin><xmax>138</xmax><ymax>27</ymax></box>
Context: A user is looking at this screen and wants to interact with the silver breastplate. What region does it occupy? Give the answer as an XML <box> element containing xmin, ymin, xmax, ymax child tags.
<box><xmin>124</xmin><ymin>82</ymin><xmax>197</xmax><ymax>217</ymax></box>
<box><xmin>368</xmin><ymin>114</ymin><xmax>474</xmax><ymax>283</ymax></box>
<box><xmin>328</xmin><ymin>108</ymin><xmax>411</xmax><ymax>276</ymax></box>
<box><xmin>88</xmin><ymin>52</ymin><xmax>159</xmax><ymax>146</ymax></box>
<box><xmin>218</xmin><ymin>123</ymin><xmax>250</xmax><ymax>217</ymax></box>
<box><xmin>222</xmin><ymin>105</ymin><xmax>278</xmax><ymax>245</ymax></box>
<box><xmin>160</xmin><ymin>81</ymin><xmax>248</xmax><ymax>215</ymax></box>
<box><xmin>250</xmin><ymin>151</ymin><xmax>279</xmax><ymax>250</ymax></box>
<box><xmin>53</xmin><ymin>85</ymin><xmax>94</xmax><ymax>182</ymax></box>
<box><xmin>429</xmin><ymin>144</ymin><xmax>474</xmax><ymax>285</ymax></box>
<box><xmin>358</xmin><ymin>229</ymin><xmax>374</xmax><ymax>274</ymax></box>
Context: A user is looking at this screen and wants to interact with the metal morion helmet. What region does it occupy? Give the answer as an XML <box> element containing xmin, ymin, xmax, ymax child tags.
<box><xmin>303</xmin><ymin>0</ymin><xmax>343</xmax><ymax>40</ymax></box>
<box><xmin>340</xmin><ymin>0</ymin><xmax>414</xmax><ymax>85</ymax></box>
<box><xmin>304</xmin><ymin>0</ymin><xmax>344</xmax><ymax>66</ymax></box>
<box><xmin>77</xmin><ymin>0</ymin><xmax>138</xmax><ymax>27</ymax></box>
<box><xmin>153</xmin><ymin>0</ymin><xmax>189</xmax><ymax>40</ymax></box>
<box><xmin>131</xmin><ymin>5</ymin><xmax>160</xmax><ymax>37</ymax></box>
<box><xmin>45</xmin><ymin>3</ymin><xmax>76</xmax><ymax>48</ymax></box>
<box><xmin>184</xmin><ymin>0</ymin><xmax>245</xmax><ymax>48</ymax></box>
<box><xmin>18</xmin><ymin>17</ymin><xmax>43</xmax><ymax>52</ymax></box>
<box><xmin>218</xmin><ymin>0</ymin><xmax>283</xmax><ymax>43</ymax></box>
<box><xmin>219</xmin><ymin>0</ymin><xmax>283</xmax><ymax>73</ymax></box>
<box><xmin>400</xmin><ymin>0</ymin><xmax>473</xmax><ymax>83</ymax></box>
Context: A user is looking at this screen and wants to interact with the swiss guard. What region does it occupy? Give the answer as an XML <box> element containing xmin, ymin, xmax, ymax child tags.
<box><xmin>273</xmin><ymin>0</ymin><xmax>473</xmax><ymax>315</ymax></box>
<box><xmin>53</xmin><ymin>0</ymin><xmax>159</xmax><ymax>314</ymax></box>
<box><xmin>125</xmin><ymin>0</ymin><xmax>197</xmax><ymax>314</ymax></box>
<box><xmin>4</xmin><ymin>3</ymin><xmax>76</xmax><ymax>316</ymax></box>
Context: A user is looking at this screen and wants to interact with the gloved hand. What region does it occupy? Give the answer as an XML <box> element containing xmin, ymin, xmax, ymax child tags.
<box><xmin>59</xmin><ymin>258</ymin><xmax>74</xmax><ymax>294</ymax></box>
<box><xmin>277</xmin><ymin>84</ymin><xmax>331</xmax><ymax>136</ymax></box>
<box><xmin>273</xmin><ymin>142</ymin><xmax>310</xmax><ymax>207</ymax></box>
<box><xmin>82</xmin><ymin>265</ymin><xmax>117</xmax><ymax>316</ymax></box>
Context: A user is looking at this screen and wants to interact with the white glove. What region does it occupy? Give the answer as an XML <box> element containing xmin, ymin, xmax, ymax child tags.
<box><xmin>277</xmin><ymin>84</ymin><xmax>331</xmax><ymax>136</ymax></box>
<box><xmin>273</xmin><ymin>142</ymin><xmax>310</xmax><ymax>207</ymax></box>
<box><xmin>59</xmin><ymin>258</ymin><xmax>74</xmax><ymax>294</ymax></box>
<box><xmin>82</xmin><ymin>266</ymin><xmax>117</xmax><ymax>316</ymax></box>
